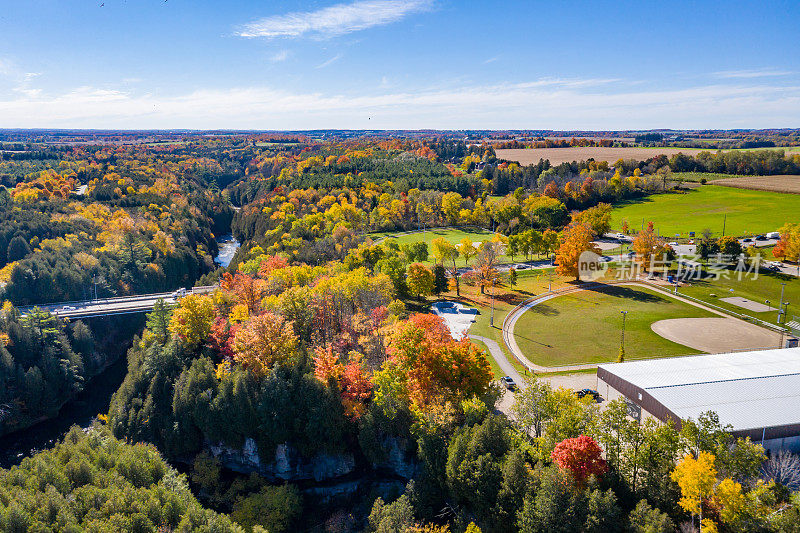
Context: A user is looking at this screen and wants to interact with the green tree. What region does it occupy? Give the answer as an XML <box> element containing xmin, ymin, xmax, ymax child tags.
<box><xmin>231</xmin><ymin>485</ymin><xmax>302</xmax><ymax>533</ymax></box>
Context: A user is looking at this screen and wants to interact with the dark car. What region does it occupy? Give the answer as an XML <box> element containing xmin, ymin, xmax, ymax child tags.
<box><xmin>501</xmin><ymin>376</ymin><xmax>517</xmax><ymax>391</ymax></box>
<box><xmin>755</xmin><ymin>235</ymin><xmax>768</xmax><ymax>241</ymax></box>
<box><xmin>574</xmin><ymin>389</ymin><xmax>600</xmax><ymax>401</ymax></box>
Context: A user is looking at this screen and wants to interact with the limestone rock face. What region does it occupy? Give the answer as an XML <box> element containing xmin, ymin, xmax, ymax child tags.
<box><xmin>208</xmin><ymin>439</ymin><xmax>356</xmax><ymax>482</ymax></box>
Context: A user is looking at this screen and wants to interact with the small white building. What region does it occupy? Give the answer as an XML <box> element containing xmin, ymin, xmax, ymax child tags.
<box><xmin>597</xmin><ymin>348</ymin><xmax>800</xmax><ymax>453</ymax></box>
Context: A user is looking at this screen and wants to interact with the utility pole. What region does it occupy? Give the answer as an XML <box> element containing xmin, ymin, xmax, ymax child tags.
<box><xmin>722</xmin><ymin>214</ymin><xmax>726</xmax><ymax>237</ymax></box>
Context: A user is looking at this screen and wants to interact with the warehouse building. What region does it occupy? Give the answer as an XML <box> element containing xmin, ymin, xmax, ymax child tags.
<box><xmin>596</xmin><ymin>348</ymin><xmax>800</xmax><ymax>453</ymax></box>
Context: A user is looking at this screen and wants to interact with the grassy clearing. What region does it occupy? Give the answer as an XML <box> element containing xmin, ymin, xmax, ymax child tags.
<box><xmin>513</xmin><ymin>285</ymin><xmax>713</xmax><ymax>367</ymax></box>
<box><xmin>370</xmin><ymin>227</ymin><xmax>513</xmax><ymax>265</ymax></box>
<box><xmin>610</xmin><ymin>186</ymin><xmax>800</xmax><ymax>237</ymax></box>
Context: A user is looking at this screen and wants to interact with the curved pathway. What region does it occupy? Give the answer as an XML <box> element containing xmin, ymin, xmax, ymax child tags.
<box><xmin>502</xmin><ymin>279</ymin><xmax>783</xmax><ymax>373</ymax></box>
<box><xmin>469</xmin><ymin>334</ymin><xmax>526</xmax><ymax>390</ymax></box>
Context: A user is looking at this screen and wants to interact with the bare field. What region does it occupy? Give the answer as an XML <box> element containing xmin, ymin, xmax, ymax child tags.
<box><xmin>495</xmin><ymin>147</ymin><xmax>710</xmax><ymax>165</ymax></box>
<box><xmin>713</xmin><ymin>175</ymin><xmax>800</xmax><ymax>194</ymax></box>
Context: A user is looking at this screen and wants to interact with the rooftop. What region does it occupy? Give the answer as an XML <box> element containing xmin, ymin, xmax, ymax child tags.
<box><xmin>598</xmin><ymin>348</ymin><xmax>800</xmax><ymax>432</ymax></box>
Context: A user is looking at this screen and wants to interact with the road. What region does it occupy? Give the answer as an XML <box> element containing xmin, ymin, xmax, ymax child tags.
<box><xmin>18</xmin><ymin>286</ymin><xmax>216</xmax><ymax>319</ymax></box>
<box><xmin>469</xmin><ymin>334</ymin><xmax>526</xmax><ymax>389</ymax></box>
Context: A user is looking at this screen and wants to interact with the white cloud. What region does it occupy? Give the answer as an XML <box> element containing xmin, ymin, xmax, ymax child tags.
<box><xmin>316</xmin><ymin>53</ymin><xmax>343</xmax><ymax>69</ymax></box>
<box><xmin>0</xmin><ymin>79</ymin><xmax>798</xmax><ymax>130</ymax></box>
<box><xmin>268</xmin><ymin>50</ymin><xmax>289</xmax><ymax>62</ymax></box>
<box><xmin>713</xmin><ymin>68</ymin><xmax>795</xmax><ymax>79</ymax></box>
<box><xmin>237</xmin><ymin>0</ymin><xmax>432</xmax><ymax>39</ymax></box>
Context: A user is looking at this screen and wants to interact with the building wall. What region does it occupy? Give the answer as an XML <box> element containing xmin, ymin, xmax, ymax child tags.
<box><xmin>599</xmin><ymin>375</ymin><xmax>800</xmax><ymax>453</ymax></box>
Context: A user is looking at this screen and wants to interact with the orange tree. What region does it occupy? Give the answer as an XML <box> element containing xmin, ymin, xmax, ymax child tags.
<box><xmin>232</xmin><ymin>312</ymin><xmax>297</xmax><ymax>377</ymax></box>
<box><xmin>632</xmin><ymin>222</ymin><xmax>672</xmax><ymax>272</ymax></box>
<box><xmin>555</xmin><ymin>224</ymin><xmax>600</xmax><ymax>280</ymax></box>
<box><xmin>386</xmin><ymin>313</ymin><xmax>492</xmax><ymax>408</ymax></box>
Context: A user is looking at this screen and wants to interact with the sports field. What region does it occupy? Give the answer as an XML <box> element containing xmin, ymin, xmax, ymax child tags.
<box><xmin>677</xmin><ymin>268</ymin><xmax>800</xmax><ymax>323</ymax></box>
<box><xmin>610</xmin><ymin>186</ymin><xmax>800</xmax><ymax>237</ymax></box>
<box><xmin>513</xmin><ymin>285</ymin><xmax>714</xmax><ymax>366</ymax></box>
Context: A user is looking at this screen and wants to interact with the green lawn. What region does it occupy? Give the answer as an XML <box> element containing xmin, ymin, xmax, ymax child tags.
<box><xmin>513</xmin><ymin>285</ymin><xmax>714</xmax><ymax>366</ymax></box>
<box><xmin>370</xmin><ymin>227</ymin><xmax>512</xmax><ymax>265</ymax></box>
<box><xmin>610</xmin><ymin>186</ymin><xmax>800</xmax><ymax>238</ymax></box>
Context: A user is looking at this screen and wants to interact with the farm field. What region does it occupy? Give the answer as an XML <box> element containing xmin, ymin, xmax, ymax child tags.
<box><xmin>609</xmin><ymin>186</ymin><xmax>800</xmax><ymax>237</ymax></box>
<box><xmin>495</xmin><ymin>147</ymin><xmax>709</xmax><ymax>165</ymax></box>
<box><xmin>496</xmin><ymin>146</ymin><xmax>800</xmax><ymax>165</ymax></box>
<box><xmin>513</xmin><ymin>285</ymin><xmax>712</xmax><ymax>366</ymax></box>
<box><xmin>713</xmin><ymin>175</ymin><xmax>800</xmax><ymax>194</ymax></box>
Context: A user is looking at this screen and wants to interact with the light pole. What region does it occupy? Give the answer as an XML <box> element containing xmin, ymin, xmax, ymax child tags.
<box><xmin>619</xmin><ymin>310</ymin><xmax>628</xmax><ymax>362</ymax></box>
<box><xmin>779</xmin><ymin>283</ymin><xmax>786</xmax><ymax>324</ymax></box>
<box><xmin>490</xmin><ymin>281</ymin><xmax>495</xmax><ymax>328</ymax></box>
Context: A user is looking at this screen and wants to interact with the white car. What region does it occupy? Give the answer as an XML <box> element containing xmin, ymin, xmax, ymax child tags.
<box><xmin>766</xmin><ymin>232</ymin><xmax>780</xmax><ymax>239</ymax></box>
<box><xmin>668</xmin><ymin>242</ymin><xmax>679</xmax><ymax>247</ymax></box>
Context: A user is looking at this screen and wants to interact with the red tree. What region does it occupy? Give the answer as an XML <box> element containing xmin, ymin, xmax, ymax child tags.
<box><xmin>551</xmin><ymin>435</ymin><xmax>607</xmax><ymax>485</ymax></box>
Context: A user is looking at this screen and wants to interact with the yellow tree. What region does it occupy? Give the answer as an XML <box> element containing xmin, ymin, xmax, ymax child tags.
<box><xmin>431</xmin><ymin>237</ymin><xmax>461</xmax><ymax>296</ymax></box>
<box><xmin>406</xmin><ymin>263</ymin><xmax>435</xmax><ymax>298</ymax></box>
<box><xmin>555</xmin><ymin>224</ymin><xmax>600</xmax><ymax>280</ymax></box>
<box><xmin>232</xmin><ymin>312</ymin><xmax>297</xmax><ymax>377</ymax></box>
<box><xmin>441</xmin><ymin>192</ymin><xmax>463</xmax><ymax>225</ymax></box>
<box><xmin>168</xmin><ymin>294</ymin><xmax>216</xmax><ymax>349</ymax></box>
<box><xmin>457</xmin><ymin>237</ymin><xmax>477</xmax><ymax>266</ymax></box>
<box><xmin>671</xmin><ymin>452</ymin><xmax>717</xmax><ymax>527</ymax></box>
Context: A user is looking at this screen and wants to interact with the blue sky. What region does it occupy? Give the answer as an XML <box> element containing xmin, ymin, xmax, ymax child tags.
<box><xmin>0</xmin><ymin>0</ymin><xmax>798</xmax><ymax>129</ymax></box>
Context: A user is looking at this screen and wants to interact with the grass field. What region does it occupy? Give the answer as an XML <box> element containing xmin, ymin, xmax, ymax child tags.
<box><xmin>371</xmin><ymin>227</ymin><xmax>512</xmax><ymax>265</ymax></box>
<box><xmin>513</xmin><ymin>285</ymin><xmax>713</xmax><ymax>366</ymax></box>
<box><xmin>673</xmin><ymin>172</ymin><xmax>744</xmax><ymax>183</ymax></box>
<box><xmin>610</xmin><ymin>186</ymin><xmax>800</xmax><ymax>237</ymax></box>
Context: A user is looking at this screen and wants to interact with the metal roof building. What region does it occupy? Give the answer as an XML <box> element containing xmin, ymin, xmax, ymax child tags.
<box><xmin>597</xmin><ymin>348</ymin><xmax>800</xmax><ymax>452</ymax></box>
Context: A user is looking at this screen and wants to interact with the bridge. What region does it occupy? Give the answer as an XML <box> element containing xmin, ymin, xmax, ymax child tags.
<box><xmin>18</xmin><ymin>286</ymin><xmax>217</xmax><ymax>319</ymax></box>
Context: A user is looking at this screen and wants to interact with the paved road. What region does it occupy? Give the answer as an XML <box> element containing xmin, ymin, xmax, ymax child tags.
<box><xmin>19</xmin><ymin>286</ymin><xmax>216</xmax><ymax>319</ymax></box>
<box><xmin>469</xmin><ymin>334</ymin><xmax>526</xmax><ymax>389</ymax></box>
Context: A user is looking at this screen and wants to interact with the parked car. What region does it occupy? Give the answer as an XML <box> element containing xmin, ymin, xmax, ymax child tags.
<box><xmin>667</xmin><ymin>241</ymin><xmax>678</xmax><ymax>247</ymax></box>
<box><xmin>627</xmin><ymin>251</ymin><xmax>636</xmax><ymax>258</ymax></box>
<box><xmin>600</xmin><ymin>255</ymin><xmax>613</xmax><ymax>262</ymax></box>
<box><xmin>742</xmin><ymin>238</ymin><xmax>753</xmax><ymax>243</ymax></box>
<box><xmin>755</xmin><ymin>235</ymin><xmax>768</xmax><ymax>241</ymax></box>
<box><xmin>501</xmin><ymin>376</ymin><xmax>517</xmax><ymax>391</ymax></box>
<box><xmin>61</xmin><ymin>305</ymin><xmax>76</xmax><ymax>311</ymax></box>
<box><xmin>574</xmin><ymin>389</ymin><xmax>600</xmax><ymax>401</ymax></box>
<box><xmin>515</xmin><ymin>264</ymin><xmax>530</xmax><ymax>270</ymax></box>
<box><xmin>767</xmin><ymin>232</ymin><xmax>781</xmax><ymax>239</ymax></box>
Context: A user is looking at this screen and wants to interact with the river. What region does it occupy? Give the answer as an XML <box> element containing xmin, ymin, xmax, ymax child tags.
<box><xmin>215</xmin><ymin>234</ymin><xmax>240</xmax><ymax>268</ymax></box>
<box><xmin>0</xmin><ymin>355</ymin><xmax>128</xmax><ymax>468</ymax></box>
